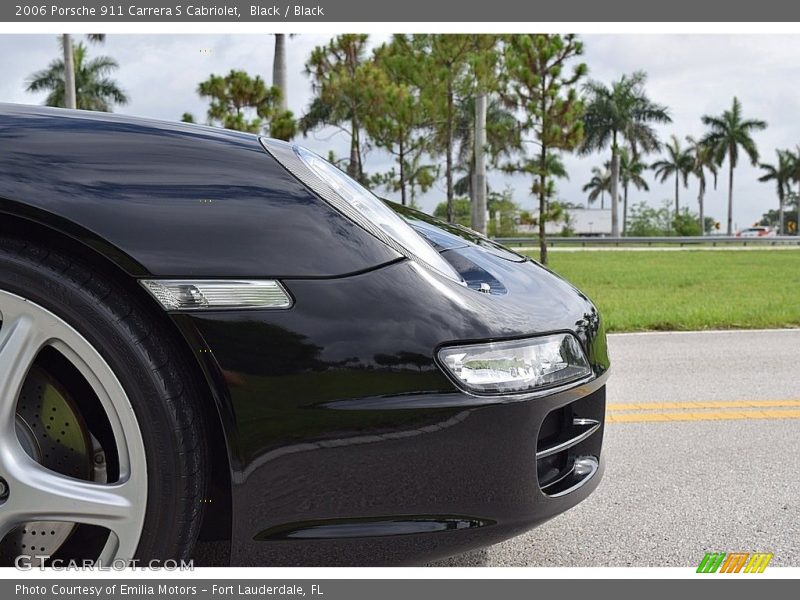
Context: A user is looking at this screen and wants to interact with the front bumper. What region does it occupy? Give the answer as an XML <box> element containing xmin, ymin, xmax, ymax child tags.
<box><xmin>239</xmin><ymin>379</ymin><xmax>606</xmax><ymax>566</ymax></box>
<box><xmin>173</xmin><ymin>258</ymin><xmax>609</xmax><ymax>566</ymax></box>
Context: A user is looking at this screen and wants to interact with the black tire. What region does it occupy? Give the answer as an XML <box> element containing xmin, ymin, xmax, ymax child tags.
<box><xmin>0</xmin><ymin>236</ymin><xmax>207</xmax><ymax>561</ymax></box>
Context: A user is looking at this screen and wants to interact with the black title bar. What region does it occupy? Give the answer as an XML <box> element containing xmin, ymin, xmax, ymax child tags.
<box><xmin>3</xmin><ymin>0</ymin><xmax>800</xmax><ymax>22</ymax></box>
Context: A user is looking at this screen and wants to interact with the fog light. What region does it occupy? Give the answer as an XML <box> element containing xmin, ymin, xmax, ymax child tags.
<box><xmin>141</xmin><ymin>280</ymin><xmax>292</xmax><ymax>311</ymax></box>
<box><xmin>437</xmin><ymin>333</ymin><xmax>591</xmax><ymax>395</ymax></box>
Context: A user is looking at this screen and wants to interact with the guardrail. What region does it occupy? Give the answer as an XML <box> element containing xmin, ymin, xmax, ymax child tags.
<box><xmin>493</xmin><ymin>235</ymin><xmax>800</xmax><ymax>247</ymax></box>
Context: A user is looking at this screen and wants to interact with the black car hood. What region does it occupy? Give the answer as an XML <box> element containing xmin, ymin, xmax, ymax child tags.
<box><xmin>386</xmin><ymin>201</ymin><xmax>535</xmax><ymax>296</ymax></box>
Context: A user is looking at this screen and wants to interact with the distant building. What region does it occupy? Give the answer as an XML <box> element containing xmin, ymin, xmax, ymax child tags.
<box><xmin>519</xmin><ymin>207</ymin><xmax>613</xmax><ymax>237</ymax></box>
<box><xmin>568</xmin><ymin>208</ymin><xmax>612</xmax><ymax>236</ymax></box>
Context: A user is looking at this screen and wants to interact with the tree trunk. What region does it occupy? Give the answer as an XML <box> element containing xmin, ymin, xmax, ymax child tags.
<box><xmin>539</xmin><ymin>145</ymin><xmax>548</xmax><ymax>265</ymax></box>
<box><xmin>399</xmin><ymin>139</ymin><xmax>406</xmax><ymax>206</ymax></box>
<box><xmin>62</xmin><ymin>34</ymin><xmax>76</xmax><ymax>109</ymax></box>
<box><xmin>610</xmin><ymin>136</ymin><xmax>620</xmax><ymax>237</ymax></box>
<box><xmin>726</xmin><ymin>161</ymin><xmax>734</xmax><ymax>235</ymax></box>
<box><xmin>469</xmin><ymin>166</ymin><xmax>476</xmax><ymax>223</ymax></box>
<box><xmin>473</xmin><ymin>91</ymin><xmax>488</xmax><ymax>235</ymax></box>
<box><xmin>778</xmin><ymin>190</ymin><xmax>784</xmax><ymax>235</ymax></box>
<box><xmin>445</xmin><ymin>86</ymin><xmax>455</xmax><ymax>223</ymax></box>
<box><xmin>273</xmin><ymin>34</ymin><xmax>288</xmax><ymax>111</ymax></box>
<box><xmin>698</xmin><ymin>189</ymin><xmax>705</xmax><ymax>236</ymax></box>
<box><xmin>348</xmin><ymin>118</ymin><xmax>360</xmax><ymax>180</ymax></box>
<box><xmin>674</xmin><ymin>172</ymin><xmax>680</xmax><ymax>216</ymax></box>
<box><xmin>623</xmin><ymin>182</ymin><xmax>629</xmax><ymax>235</ymax></box>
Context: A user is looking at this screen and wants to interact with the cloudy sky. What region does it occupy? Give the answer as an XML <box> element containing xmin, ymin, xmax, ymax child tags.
<box><xmin>2</xmin><ymin>33</ymin><xmax>799</xmax><ymax>229</ymax></box>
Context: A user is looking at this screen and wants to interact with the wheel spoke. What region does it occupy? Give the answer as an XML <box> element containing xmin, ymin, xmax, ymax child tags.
<box><xmin>0</xmin><ymin>312</ymin><xmax>46</xmax><ymax>433</ymax></box>
<box><xmin>1</xmin><ymin>450</ymin><xmax>136</xmax><ymax>539</ymax></box>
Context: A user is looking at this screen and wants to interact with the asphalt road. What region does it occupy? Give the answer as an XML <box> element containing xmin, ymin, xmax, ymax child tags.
<box><xmin>432</xmin><ymin>329</ymin><xmax>800</xmax><ymax>567</ymax></box>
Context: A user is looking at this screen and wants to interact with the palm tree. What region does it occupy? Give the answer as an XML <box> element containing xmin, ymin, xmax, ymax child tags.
<box><xmin>580</xmin><ymin>71</ymin><xmax>671</xmax><ymax>236</ymax></box>
<box><xmin>453</xmin><ymin>96</ymin><xmax>520</xmax><ymax>199</ymax></box>
<box><xmin>27</xmin><ymin>42</ymin><xmax>128</xmax><ymax>112</ymax></box>
<box><xmin>758</xmin><ymin>149</ymin><xmax>793</xmax><ymax>235</ymax></box>
<box><xmin>617</xmin><ymin>148</ymin><xmax>649</xmax><ymax>234</ymax></box>
<box><xmin>701</xmin><ymin>97</ymin><xmax>767</xmax><ymax>235</ymax></box>
<box><xmin>582</xmin><ymin>167</ymin><xmax>611</xmax><ymax>208</ymax></box>
<box><xmin>60</xmin><ymin>34</ymin><xmax>107</xmax><ymax>109</ymax></box>
<box><xmin>404</xmin><ymin>152</ymin><xmax>439</xmax><ymax>207</ymax></box>
<box><xmin>651</xmin><ymin>135</ymin><xmax>693</xmax><ymax>216</ymax></box>
<box><xmin>272</xmin><ymin>34</ymin><xmax>298</xmax><ymax>111</ymax></box>
<box><xmin>786</xmin><ymin>147</ymin><xmax>800</xmax><ymax>235</ymax></box>
<box><xmin>687</xmin><ymin>136</ymin><xmax>718</xmax><ymax>235</ymax></box>
<box><xmin>273</xmin><ymin>34</ymin><xmax>287</xmax><ymax>111</ymax></box>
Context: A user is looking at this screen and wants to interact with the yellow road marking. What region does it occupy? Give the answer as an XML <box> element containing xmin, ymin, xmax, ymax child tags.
<box><xmin>607</xmin><ymin>399</ymin><xmax>800</xmax><ymax>411</ymax></box>
<box><xmin>606</xmin><ymin>400</ymin><xmax>800</xmax><ymax>423</ymax></box>
<box><xmin>607</xmin><ymin>409</ymin><xmax>800</xmax><ymax>423</ymax></box>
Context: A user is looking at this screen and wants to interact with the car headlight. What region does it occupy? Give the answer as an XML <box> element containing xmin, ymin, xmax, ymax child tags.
<box><xmin>261</xmin><ymin>139</ymin><xmax>462</xmax><ymax>284</ymax></box>
<box><xmin>437</xmin><ymin>333</ymin><xmax>592</xmax><ymax>395</ymax></box>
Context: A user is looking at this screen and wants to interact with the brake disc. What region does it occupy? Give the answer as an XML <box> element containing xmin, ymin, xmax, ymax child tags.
<box><xmin>0</xmin><ymin>366</ymin><xmax>94</xmax><ymax>561</ymax></box>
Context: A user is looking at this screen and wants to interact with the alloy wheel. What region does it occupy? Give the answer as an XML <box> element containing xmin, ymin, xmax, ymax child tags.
<box><xmin>0</xmin><ymin>289</ymin><xmax>146</xmax><ymax>564</ymax></box>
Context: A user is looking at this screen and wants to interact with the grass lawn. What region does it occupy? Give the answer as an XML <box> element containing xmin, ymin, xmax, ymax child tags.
<box><xmin>531</xmin><ymin>249</ymin><xmax>800</xmax><ymax>332</ymax></box>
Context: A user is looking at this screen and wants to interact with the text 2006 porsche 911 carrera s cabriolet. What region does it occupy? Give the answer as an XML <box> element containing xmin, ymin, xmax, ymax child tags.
<box><xmin>0</xmin><ymin>104</ymin><xmax>609</xmax><ymax>566</ymax></box>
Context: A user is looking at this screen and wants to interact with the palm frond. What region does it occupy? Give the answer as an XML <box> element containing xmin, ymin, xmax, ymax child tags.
<box><xmin>25</xmin><ymin>39</ymin><xmax>127</xmax><ymax>112</ymax></box>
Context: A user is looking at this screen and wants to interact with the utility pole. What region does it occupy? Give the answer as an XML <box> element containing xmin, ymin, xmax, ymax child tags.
<box><xmin>473</xmin><ymin>91</ymin><xmax>488</xmax><ymax>235</ymax></box>
<box><xmin>62</xmin><ymin>34</ymin><xmax>77</xmax><ymax>109</ymax></box>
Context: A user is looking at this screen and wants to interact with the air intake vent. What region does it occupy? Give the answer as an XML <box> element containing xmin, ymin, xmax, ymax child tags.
<box><xmin>536</xmin><ymin>388</ymin><xmax>605</xmax><ymax>496</ymax></box>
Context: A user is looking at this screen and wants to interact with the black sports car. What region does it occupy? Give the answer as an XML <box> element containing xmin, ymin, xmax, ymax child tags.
<box><xmin>0</xmin><ymin>104</ymin><xmax>608</xmax><ymax>566</ymax></box>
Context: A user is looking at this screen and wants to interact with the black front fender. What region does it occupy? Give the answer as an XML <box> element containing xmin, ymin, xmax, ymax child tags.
<box><xmin>0</xmin><ymin>104</ymin><xmax>400</xmax><ymax>278</ymax></box>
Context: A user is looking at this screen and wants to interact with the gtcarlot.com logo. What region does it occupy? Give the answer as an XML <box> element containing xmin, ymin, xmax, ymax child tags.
<box><xmin>14</xmin><ymin>555</ymin><xmax>193</xmax><ymax>571</ymax></box>
<box><xmin>697</xmin><ymin>552</ymin><xmax>773</xmax><ymax>573</ymax></box>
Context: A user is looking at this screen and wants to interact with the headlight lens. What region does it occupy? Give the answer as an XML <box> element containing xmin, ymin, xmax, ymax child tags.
<box><xmin>262</xmin><ymin>139</ymin><xmax>462</xmax><ymax>284</ymax></box>
<box><xmin>438</xmin><ymin>333</ymin><xmax>592</xmax><ymax>395</ymax></box>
